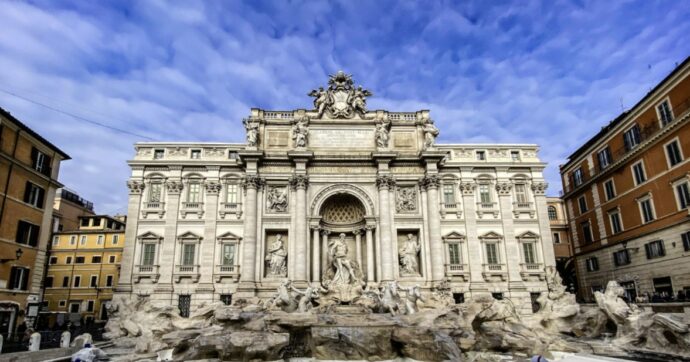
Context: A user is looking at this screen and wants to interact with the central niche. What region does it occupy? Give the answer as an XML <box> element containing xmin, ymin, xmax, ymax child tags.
<box><xmin>320</xmin><ymin>194</ymin><xmax>365</xmax><ymax>225</ymax></box>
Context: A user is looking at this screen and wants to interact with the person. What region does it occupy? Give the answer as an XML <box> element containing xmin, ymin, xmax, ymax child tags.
<box><xmin>71</xmin><ymin>343</ymin><xmax>107</xmax><ymax>362</ymax></box>
<box><xmin>531</xmin><ymin>356</ymin><xmax>549</xmax><ymax>362</ymax></box>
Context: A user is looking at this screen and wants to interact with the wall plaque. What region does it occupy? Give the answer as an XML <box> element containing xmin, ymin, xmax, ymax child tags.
<box><xmin>309</xmin><ymin>128</ymin><xmax>375</xmax><ymax>149</ymax></box>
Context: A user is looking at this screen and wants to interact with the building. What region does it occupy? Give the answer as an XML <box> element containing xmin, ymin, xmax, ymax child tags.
<box><xmin>546</xmin><ymin>197</ymin><xmax>575</xmax><ymax>291</ymax></box>
<box><xmin>42</xmin><ymin>215</ymin><xmax>125</xmax><ymax>326</ymax></box>
<box><xmin>116</xmin><ymin>72</ymin><xmax>556</xmax><ymax>316</ymax></box>
<box><xmin>560</xmin><ymin>57</ymin><xmax>690</xmax><ymax>303</ymax></box>
<box><xmin>52</xmin><ymin>188</ymin><xmax>95</xmax><ymax>233</ymax></box>
<box><xmin>0</xmin><ymin>107</ymin><xmax>70</xmax><ymax>337</ymax></box>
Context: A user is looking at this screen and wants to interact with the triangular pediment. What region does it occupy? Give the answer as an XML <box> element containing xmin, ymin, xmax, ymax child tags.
<box><xmin>479</xmin><ymin>231</ymin><xmax>503</xmax><ymax>239</ymax></box>
<box><xmin>516</xmin><ymin>231</ymin><xmax>540</xmax><ymax>240</ymax></box>
<box><xmin>217</xmin><ymin>231</ymin><xmax>242</xmax><ymax>240</ymax></box>
<box><xmin>137</xmin><ymin>231</ymin><xmax>162</xmax><ymax>240</ymax></box>
<box><xmin>177</xmin><ymin>231</ymin><xmax>202</xmax><ymax>240</ymax></box>
<box><xmin>443</xmin><ymin>231</ymin><xmax>466</xmax><ymax>240</ymax></box>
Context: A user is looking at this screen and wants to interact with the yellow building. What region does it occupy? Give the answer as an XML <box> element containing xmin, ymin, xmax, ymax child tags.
<box><xmin>42</xmin><ymin>215</ymin><xmax>125</xmax><ymax>326</ymax></box>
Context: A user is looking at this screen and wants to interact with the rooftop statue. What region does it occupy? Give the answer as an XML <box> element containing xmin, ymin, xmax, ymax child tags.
<box><xmin>308</xmin><ymin>71</ymin><xmax>372</xmax><ymax>119</ymax></box>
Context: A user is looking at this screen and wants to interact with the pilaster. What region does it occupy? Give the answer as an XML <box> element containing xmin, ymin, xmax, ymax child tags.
<box><xmin>496</xmin><ymin>181</ymin><xmax>523</xmax><ymax>285</ymax></box>
<box><xmin>199</xmin><ymin>176</ymin><xmax>221</xmax><ymax>289</ymax></box>
<box><xmin>237</xmin><ymin>175</ymin><xmax>264</xmax><ymax>296</ymax></box>
<box><xmin>158</xmin><ymin>175</ymin><xmax>183</xmax><ymax>291</ymax></box>
<box><xmin>531</xmin><ymin>182</ymin><xmax>556</xmax><ymax>268</ymax></box>
<box><xmin>290</xmin><ymin>174</ymin><xmax>309</xmax><ymax>284</ymax></box>
<box><xmin>420</xmin><ymin>174</ymin><xmax>444</xmax><ymax>282</ymax></box>
<box><xmin>117</xmin><ymin>179</ymin><xmax>145</xmax><ymax>292</ymax></box>
<box><xmin>460</xmin><ymin>181</ymin><xmax>484</xmax><ymax>284</ymax></box>
<box><xmin>376</xmin><ymin>174</ymin><xmax>396</xmax><ymax>281</ymax></box>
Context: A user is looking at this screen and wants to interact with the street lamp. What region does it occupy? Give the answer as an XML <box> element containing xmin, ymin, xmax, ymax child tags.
<box><xmin>0</xmin><ymin>248</ymin><xmax>23</xmax><ymax>263</ymax></box>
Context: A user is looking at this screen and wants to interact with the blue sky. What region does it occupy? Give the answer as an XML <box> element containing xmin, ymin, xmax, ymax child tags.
<box><xmin>1</xmin><ymin>0</ymin><xmax>688</xmax><ymax>214</ymax></box>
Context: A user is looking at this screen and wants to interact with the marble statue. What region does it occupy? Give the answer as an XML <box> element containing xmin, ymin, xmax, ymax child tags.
<box><xmin>379</xmin><ymin>281</ymin><xmax>402</xmax><ymax>315</ymax></box>
<box><xmin>291</xmin><ymin>116</ymin><xmax>309</xmax><ymax>148</ymax></box>
<box><xmin>351</xmin><ymin>86</ymin><xmax>372</xmax><ymax>114</ymax></box>
<box><xmin>399</xmin><ymin>234</ymin><xmax>420</xmax><ymax>275</ymax></box>
<box><xmin>308</xmin><ymin>87</ymin><xmax>329</xmax><ymax>117</ymax></box>
<box><xmin>327</xmin><ymin>233</ymin><xmax>358</xmax><ymax>286</ymax></box>
<box><xmin>243</xmin><ymin>118</ymin><xmax>259</xmax><ymax>147</ymax></box>
<box><xmin>266</xmin><ymin>234</ymin><xmax>287</xmax><ymax>276</ymax></box>
<box><xmin>308</xmin><ymin>71</ymin><xmax>372</xmax><ymax>118</ymax></box>
<box><xmin>295</xmin><ymin>282</ymin><xmax>325</xmax><ymax>312</ymax></box>
<box><xmin>267</xmin><ymin>279</ymin><xmax>300</xmax><ymax>312</ymax></box>
<box><xmin>266</xmin><ymin>186</ymin><xmax>288</xmax><ymax>212</ymax></box>
<box><xmin>422</xmin><ymin>119</ymin><xmax>439</xmax><ymax>149</ymax></box>
<box><xmin>375</xmin><ymin>119</ymin><xmax>391</xmax><ymax>148</ymax></box>
<box><xmin>61</xmin><ymin>331</ymin><xmax>71</xmax><ymax>348</ymax></box>
<box><xmin>396</xmin><ymin>187</ymin><xmax>416</xmax><ymax>212</ymax></box>
<box><xmin>401</xmin><ymin>284</ymin><xmax>425</xmax><ymax>315</ymax></box>
<box><xmin>29</xmin><ymin>332</ymin><xmax>40</xmax><ymax>352</ymax></box>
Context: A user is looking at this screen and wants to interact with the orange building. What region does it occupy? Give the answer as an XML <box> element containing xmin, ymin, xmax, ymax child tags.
<box><xmin>560</xmin><ymin>56</ymin><xmax>690</xmax><ymax>302</ymax></box>
<box><xmin>52</xmin><ymin>188</ymin><xmax>95</xmax><ymax>233</ymax></box>
<box><xmin>0</xmin><ymin>107</ymin><xmax>70</xmax><ymax>337</ymax></box>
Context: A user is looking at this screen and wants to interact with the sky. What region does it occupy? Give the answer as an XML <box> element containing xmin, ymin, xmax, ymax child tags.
<box><xmin>0</xmin><ymin>0</ymin><xmax>689</xmax><ymax>215</ymax></box>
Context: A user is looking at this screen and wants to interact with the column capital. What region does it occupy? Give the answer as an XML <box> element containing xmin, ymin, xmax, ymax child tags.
<box><xmin>241</xmin><ymin>175</ymin><xmax>265</xmax><ymax>190</ymax></box>
<box><xmin>365</xmin><ymin>224</ymin><xmax>376</xmax><ymax>231</ymax></box>
<box><xmin>165</xmin><ymin>180</ymin><xmax>184</xmax><ymax>194</ymax></box>
<box><xmin>531</xmin><ymin>181</ymin><xmax>548</xmax><ymax>196</ymax></box>
<box><xmin>204</xmin><ymin>181</ymin><xmax>222</xmax><ymax>195</ymax></box>
<box><xmin>310</xmin><ymin>224</ymin><xmax>321</xmax><ymax>231</ymax></box>
<box><xmin>459</xmin><ymin>181</ymin><xmax>476</xmax><ymax>195</ymax></box>
<box><xmin>321</xmin><ymin>229</ymin><xmax>331</xmax><ymax>236</ymax></box>
<box><xmin>353</xmin><ymin>228</ymin><xmax>363</xmax><ymax>235</ymax></box>
<box><xmin>495</xmin><ymin>181</ymin><xmax>513</xmax><ymax>196</ymax></box>
<box><xmin>419</xmin><ymin>174</ymin><xmax>441</xmax><ymax>190</ymax></box>
<box><xmin>289</xmin><ymin>174</ymin><xmax>309</xmax><ymax>190</ymax></box>
<box><xmin>376</xmin><ymin>175</ymin><xmax>396</xmax><ymax>190</ymax></box>
<box><xmin>126</xmin><ymin>180</ymin><xmax>145</xmax><ymax>195</ymax></box>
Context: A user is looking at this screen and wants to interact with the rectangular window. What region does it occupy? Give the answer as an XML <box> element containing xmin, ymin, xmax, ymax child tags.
<box><xmin>598</xmin><ymin>147</ymin><xmax>612</xmax><ymax>170</ymax></box>
<box><xmin>73</xmin><ymin>276</ymin><xmax>81</xmax><ymax>287</ymax></box>
<box><xmin>70</xmin><ymin>235</ymin><xmax>77</xmax><ymax>245</ymax></box>
<box><xmin>682</xmin><ymin>231</ymin><xmax>690</xmax><ymax>252</ymax></box>
<box><xmin>553</xmin><ymin>232</ymin><xmax>561</xmax><ymax>243</ymax></box>
<box><xmin>31</xmin><ymin>147</ymin><xmax>51</xmax><ymax>176</ymax></box>
<box><xmin>90</xmin><ymin>275</ymin><xmax>98</xmax><ymax>287</ymax></box>
<box><xmin>511</xmin><ymin>151</ymin><xmax>521</xmax><ymax>161</ymax></box>
<box><xmin>182</xmin><ymin>244</ymin><xmax>196</xmax><ymax>265</ymax></box>
<box><xmin>8</xmin><ymin>267</ymin><xmax>29</xmax><ymax>290</ymax></box>
<box><xmin>676</xmin><ymin>182</ymin><xmax>690</xmax><ymax>210</ymax></box>
<box><xmin>572</xmin><ymin>168</ymin><xmax>584</xmax><ymax>187</ymax></box>
<box><xmin>522</xmin><ymin>242</ymin><xmax>536</xmax><ymax>264</ymax></box>
<box><xmin>142</xmin><ymin>244</ymin><xmax>156</xmax><ymax>265</ymax></box>
<box><xmin>80</xmin><ymin>235</ymin><xmax>87</xmax><ymax>245</ymax></box>
<box><xmin>613</xmin><ymin>249</ymin><xmax>631</xmax><ymax>267</ymax></box>
<box><xmin>226</xmin><ymin>184</ymin><xmax>238</xmax><ymax>203</ymax></box>
<box><xmin>49</xmin><ymin>256</ymin><xmax>58</xmax><ymax>264</ymax></box>
<box><xmin>645</xmin><ymin>240</ymin><xmax>665</xmax><ymax>259</ymax></box>
<box><xmin>65</xmin><ymin>256</ymin><xmax>72</xmax><ymax>264</ymax></box>
<box><xmin>97</xmin><ymin>235</ymin><xmax>104</xmax><ymax>245</ymax></box>
<box><xmin>448</xmin><ymin>243</ymin><xmax>461</xmax><ymax>265</ymax></box>
<box><xmin>609</xmin><ymin>210</ymin><xmax>623</xmax><ymax>234</ymax></box>
<box><xmin>45</xmin><ymin>276</ymin><xmax>53</xmax><ymax>288</ymax></box>
<box><xmin>221</xmin><ymin>244</ymin><xmax>235</xmax><ymax>266</ymax></box>
<box><xmin>16</xmin><ymin>221</ymin><xmax>40</xmax><ymax>246</ymax></box>
<box><xmin>632</xmin><ymin>161</ymin><xmax>646</xmax><ymax>185</ymax></box>
<box><xmin>476</xmin><ymin>151</ymin><xmax>486</xmax><ymax>160</ymax></box>
<box><xmin>92</xmin><ymin>218</ymin><xmax>101</xmax><ymax>227</ymax></box>
<box><xmin>485</xmin><ymin>243</ymin><xmax>499</xmax><ymax>265</ymax></box>
<box><xmin>604</xmin><ymin>179</ymin><xmax>616</xmax><ymax>201</ymax></box>
<box><xmin>220</xmin><ymin>294</ymin><xmax>232</xmax><ymax>305</ymax></box>
<box><xmin>80</xmin><ymin>218</ymin><xmax>90</xmax><ymax>227</ymax></box>
<box><xmin>623</xmin><ymin>124</ymin><xmax>642</xmax><ymax>151</ymax></box>
<box><xmin>75</xmin><ymin>256</ymin><xmax>85</xmax><ymax>264</ymax></box>
<box><xmin>639</xmin><ymin>198</ymin><xmax>655</xmax><ymax>223</ymax></box>
<box><xmin>69</xmin><ymin>303</ymin><xmax>80</xmax><ymax>313</ymax></box>
<box><xmin>59</xmin><ymin>300</ymin><xmax>66</xmax><ymax>307</ymax></box>
<box><xmin>91</xmin><ymin>256</ymin><xmax>102</xmax><ymax>263</ymax></box>
<box><xmin>479</xmin><ymin>184</ymin><xmax>492</xmax><ymax>203</ymax></box>
<box><xmin>24</xmin><ymin>182</ymin><xmax>45</xmax><ymax>208</ymax></box>
<box><xmin>187</xmin><ymin>183</ymin><xmax>201</xmax><ymax>202</ymax></box>
<box><xmin>106</xmin><ymin>275</ymin><xmax>114</xmax><ymax>287</ymax></box>
<box><xmin>666</xmin><ymin>140</ymin><xmax>683</xmax><ymax>167</ymax></box>
<box><xmin>149</xmin><ymin>183</ymin><xmax>162</xmax><ymax>202</ymax></box>
<box><xmin>514</xmin><ymin>184</ymin><xmax>528</xmax><ymax>203</ymax></box>
<box><xmin>153</xmin><ymin>149</ymin><xmax>164</xmax><ymax>159</ymax></box>
<box><xmin>109</xmin><ymin>255</ymin><xmax>116</xmax><ymax>263</ymax></box>
<box><xmin>578</xmin><ymin>196</ymin><xmax>588</xmax><ymax>213</ymax></box>
<box><xmin>442</xmin><ymin>184</ymin><xmax>455</xmax><ymax>205</ymax></box>
<box><xmin>62</xmin><ymin>276</ymin><xmax>69</xmax><ymax>287</ymax></box>
<box><xmin>657</xmin><ymin>100</ymin><xmax>674</xmax><ymax>126</ymax></box>
<box><xmin>112</xmin><ymin>235</ymin><xmax>119</xmax><ymax>245</ymax></box>
<box><xmin>190</xmin><ymin>149</ymin><xmax>201</xmax><ymax>159</ymax></box>
<box><xmin>581</xmin><ymin>221</ymin><xmax>593</xmax><ymax>244</ymax></box>
<box><xmin>52</xmin><ymin>236</ymin><xmax>59</xmax><ymax>246</ymax></box>
<box><xmin>86</xmin><ymin>300</ymin><xmax>95</xmax><ymax>312</ymax></box>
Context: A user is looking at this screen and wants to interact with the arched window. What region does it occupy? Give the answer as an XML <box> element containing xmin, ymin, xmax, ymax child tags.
<box><xmin>548</xmin><ymin>206</ymin><xmax>558</xmax><ymax>220</ymax></box>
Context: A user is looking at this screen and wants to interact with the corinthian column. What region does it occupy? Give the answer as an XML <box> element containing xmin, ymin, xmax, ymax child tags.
<box><xmin>290</xmin><ymin>175</ymin><xmax>309</xmax><ymax>284</ymax></box>
<box><xmin>239</xmin><ymin>175</ymin><xmax>263</xmax><ymax>293</ymax></box>
<box><xmin>421</xmin><ymin>175</ymin><xmax>444</xmax><ymax>282</ymax></box>
<box><xmin>365</xmin><ymin>225</ymin><xmax>375</xmax><ymax>283</ymax></box>
<box><xmin>376</xmin><ymin>175</ymin><xmax>396</xmax><ymax>281</ymax></box>
<box><xmin>118</xmin><ymin>179</ymin><xmax>145</xmax><ymax>292</ymax></box>
<box><xmin>311</xmin><ymin>225</ymin><xmax>321</xmax><ymax>282</ymax></box>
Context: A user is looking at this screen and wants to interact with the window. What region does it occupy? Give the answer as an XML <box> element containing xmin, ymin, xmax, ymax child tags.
<box><xmin>675</xmin><ymin>181</ymin><xmax>690</xmax><ymax>210</ymax></box>
<box><xmin>181</xmin><ymin>244</ymin><xmax>196</xmax><ymax>265</ymax></box>
<box><xmin>453</xmin><ymin>293</ymin><xmax>465</xmax><ymax>304</ymax></box>
<box><xmin>442</xmin><ymin>184</ymin><xmax>455</xmax><ymax>205</ymax></box>
<box><xmin>62</xmin><ymin>276</ymin><xmax>69</xmax><ymax>287</ymax></box>
<box><xmin>90</xmin><ymin>275</ymin><xmax>98</xmax><ymax>287</ymax></box>
<box><xmin>522</xmin><ymin>242</ymin><xmax>536</xmax><ymax>264</ymax></box>
<box><xmin>657</xmin><ymin>99</ymin><xmax>674</xmax><ymax>126</ymax></box>
<box><xmin>476</xmin><ymin>151</ymin><xmax>486</xmax><ymax>160</ymax></box>
<box><xmin>49</xmin><ymin>256</ymin><xmax>58</xmax><ymax>264</ymax></box>
<box><xmin>623</xmin><ymin>124</ymin><xmax>641</xmax><ymax>151</ymax></box>
<box><xmin>221</xmin><ymin>244</ymin><xmax>235</xmax><ymax>266</ymax></box>
<box><xmin>665</xmin><ymin>140</ymin><xmax>683</xmax><ymax>167</ymax></box>
<box><xmin>153</xmin><ymin>149</ymin><xmax>165</xmax><ymax>159</ymax></box>
<box><xmin>8</xmin><ymin>267</ymin><xmax>29</xmax><ymax>290</ymax></box>
<box><xmin>142</xmin><ymin>244</ymin><xmax>156</xmax><ymax>265</ymax></box>
<box><xmin>91</xmin><ymin>256</ymin><xmax>102</xmax><ymax>263</ymax></box>
<box><xmin>604</xmin><ymin>179</ymin><xmax>616</xmax><ymax>201</ymax></box>
<box><xmin>52</xmin><ymin>236</ymin><xmax>59</xmax><ymax>246</ymax></box>
<box><xmin>109</xmin><ymin>255</ymin><xmax>116</xmax><ymax>263</ymax></box>
<box><xmin>653</xmin><ymin>276</ymin><xmax>673</xmax><ymax>295</ymax></box>
<box><xmin>73</xmin><ymin>276</ymin><xmax>81</xmax><ymax>287</ymax></box>
<box><xmin>59</xmin><ymin>300</ymin><xmax>66</xmax><ymax>307</ymax></box>
<box><xmin>190</xmin><ymin>149</ymin><xmax>201</xmax><ymax>159</ymax></box>
<box><xmin>645</xmin><ymin>240</ymin><xmax>665</xmax><ymax>259</ymax></box>
<box><xmin>485</xmin><ymin>243</ymin><xmax>499</xmax><ymax>265</ymax></box>
<box><xmin>682</xmin><ymin>231</ymin><xmax>690</xmax><ymax>251</ymax></box>
<box><xmin>75</xmin><ymin>256</ymin><xmax>85</xmax><ymax>264</ymax></box>
<box><xmin>226</xmin><ymin>184</ymin><xmax>238</xmax><ymax>203</ymax></box>
<box><xmin>613</xmin><ymin>249</ymin><xmax>631</xmax><ymax>267</ymax></box>
<box><xmin>149</xmin><ymin>182</ymin><xmax>162</xmax><ymax>202</ymax></box>
<box><xmin>552</xmin><ymin>232</ymin><xmax>561</xmax><ymax>244</ymax></box>
<box><xmin>80</xmin><ymin>235</ymin><xmax>87</xmax><ymax>245</ymax></box>
<box><xmin>92</xmin><ymin>218</ymin><xmax>101</xmax><ymax>227</ymax></box>
<box><xmin>479</xmin><ymin>184</ymin><xmax>492</xmax><ymax>203</ymax></box>
<box><xmin>220</xmin><ymin>294</ymin><xmax>232</xmax><ymax>305</ymax></box>
<box><xmin>106</xmin><ymin>275</ymin><xmax>114</xmax><ymax>287</ymax></box>
<box><xmin>578</xmin><ymin>196</ymin><xmax>588</xmax><ymax>213</ymax></box>
<box><xmin>632</xmin><ymin>161</ymin><xmax>646</xmax><ymax>185</ymax></box>
<box><xmin>112</xmin><ymin>235</ymin><xmax>119</xmax><ymax>245</ymax></box>
<box><xmin>80</xmin><ymin>218</ymin><xmax>90</xmax><ymax>227</ymax></box>
<box><xmin>97</xmin><ymin>235</ymin><xmax>104</xmax><ymax>245</ymax></box>
<box><xmin>187</xmin><ymin>183</ymin><xmax>201</xmax><ymax>202</ymax></box>
<box><xmin>69</xmin><ymin>302</ymin><xmax>80</xmax><ymax>313</ymax></box>
<box><xmin>548</xmin><ymin>206</ymin><xmax>557</xmax><ymax>220</ymax></box>
<box><xmin>86</xmin><ymin>300</ymin><xmax>95</xmax><ymax>312</ymax></box>
<box><xmin>24</xmin><ymin>182</ymin><xmax>45</xmax><ymax>208</ymax></box>
<box><xmin>511</xmin><ymin>151</ymin><xmax>520</xmax><ymax>161</ymax></box>
<box><xmin>514</xmin><ymin>184</ymin><xmax>528</xmax><ymax>203</ymax></box>
<box><xmin>65</xmin><ymin>256</ymin><xmax>72</xmax><ymax>264</ymax></box>
<box><xmin>581</xmin><ymin>221</ymin><xmax>593</xmax><ymax>244</ymax></box>
<box><xmin>609</xmin><ymin>209</ymin><xmax>623</xmax><ymax>234</ymax></box>
<box><xmin>179</xmin><ymin>295</ymin><xmax>191</xmax><ymax>318</ymax></box>
<box><xmin>448</xmin><ymin>243</ymin><xmax>461</xmax><ymax>265</ymax></box>
<box><xmin>16</xmin><ymin>221</ymin><xmax>40</xmax><ymax>246</ymax></box>
<box><xmin>572</xmin><ymin>168</ymin><xmax>584</xmax><ymax>187</ymax></box>
<box><xmin>31</xmin><ymin>147</ymin><xmax>51</xmax><ymax>176</ymax></box>
<box><xmin>639</xmin><ymin>197</ymin><xmax>655</xmax><ymax>223</ymax></box>
<box><xmin>597</xmin><ymin>147</ymin><xmax>612</xmax><ymax>170</ymax></box>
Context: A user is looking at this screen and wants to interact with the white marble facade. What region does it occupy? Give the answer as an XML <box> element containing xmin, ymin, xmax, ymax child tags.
<box><xmin>116</xmin><ymin>73</ymin><xmax>556</xmax><ymax>314</ymax></box>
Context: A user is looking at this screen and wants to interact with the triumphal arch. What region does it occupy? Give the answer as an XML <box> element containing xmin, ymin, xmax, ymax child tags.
<box><xmin>117</xmin><ymin>72</ymin><xmax>555</xmax><ymax>315</ymax></box>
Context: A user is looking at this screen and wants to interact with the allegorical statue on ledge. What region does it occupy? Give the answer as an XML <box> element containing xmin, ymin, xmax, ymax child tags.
<box><xmin>422</xmin><ymin>118</ymin><xmax>439</xmax><ymax>149</ymax></box>
<box><xmin>243</xmin><ymin>118</ymin><xmax>259</xmax><ymax>147</ymax></box>
<box><xmin>266</xmin><ymin>234</ymin><xmax>287</xmax><ymax>276</ymax></box>
<box><xmin>291</xmin><ymin>116</ymin><xmax>309</xmax><ymax>148</ymax></box>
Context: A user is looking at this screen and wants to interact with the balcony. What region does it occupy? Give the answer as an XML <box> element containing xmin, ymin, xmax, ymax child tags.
<box><xmin>174</xmin><ymin>264</ymin><xmax>200</xmax><ymax>283</ymax></box>
<box><xmin>520</xmin><ymin>263</ymin><xmax>545</xmax><ymax>281</ymax></box>
<box><xmin>133</xmin><ymin>264</ymin><xmax>160</xmax><ymax>283</ymax></box>
<box><xmin>180</xmin><ymin>202</ymin><xmax>204</xmax><ymax>219</ymax></box>
<box><xmin>476</xmin><ymin>202</ymin><xmax>499</xmax><ymax>218</ymax></box>
<box><xmin>512</xmin><ymin>201</ymin><xmax>535</xmax><ymax>218</ymax></box>
<box><xmin>214</xmin><ymin>264</ymin><xmax>240</xmax><ymax>282</ymax></box>
<box><xmin>444</xmin><ymin>263</ymin><xmax>469</xmax><ymax>281</ymax></box>
<box><xmin>219</xmin><ymin>202</ymin><xmax>243</xmax><ymax>219</ymax></box>
<box><xmin>482</xmin><ymin>263</ymin><xmax>507</xmax><ymax>281</ymax></box>
<box><xmin>440</xmin><ymin>203</ymin><xmax>462</xmax><ymax>218</ymax></box>
<box><xmin>141</xmin><ymin>201</ymin><xmax>165</xmax><ymax>219</ymax></box>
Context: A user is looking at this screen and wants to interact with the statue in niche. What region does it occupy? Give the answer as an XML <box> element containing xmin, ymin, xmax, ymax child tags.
<box><xmin>243</xmin><ymin>118</ymin><xmax>259</xmax><ymax>147</ymax></box>
<box><xmin>308</xmin><ymin>87</ymin><xmax>329</xmax><ymax>117</ymax></box>
<box><xmin>327</xmin><ymin>233</ymin><xmax>359</xmax><ymax>286</ymax></box>
<box><xmin>399</xmin><ymin>233</ymin><xmax>421</xmax><ymax>275</ymax></box>
<box><xmin>291</xmin><ymin>116</ymin><xmax>309</xmax><ymax>148</ymax></box>
<box><xmin>422</xmin><ymin>118</ymin><xmax>439</xmax><ymax>149</ymax></box>
<box><xmin>375</xmin><ymin>118</ymin><xmax>391</xmax><ymax>148</ymax></box>
<box><xmin>266</xmin><ymin>234</ymin><xmax>287</xmax><ymax>276</ymax></box>
<box><xmin>266</xmin><ymin>186</ymin><xmax>288</xmax><ymax>213</ymax></box>
<box><xmin>396</xmin><ymin>187</ymin><xmax>417</xmax><ymax>212</ymax></box>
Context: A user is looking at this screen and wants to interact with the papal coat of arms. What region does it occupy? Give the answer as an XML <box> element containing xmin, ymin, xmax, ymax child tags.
<box><xmin>308</xmin><ymin>71</ymin><xmax>372</xmax><ymax>119</ymax></box>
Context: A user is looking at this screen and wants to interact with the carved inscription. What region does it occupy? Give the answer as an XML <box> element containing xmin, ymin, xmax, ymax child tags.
<box><xmin>267</xmin><ymin>131</ymin><xmax>289</xmax><ymax>147</ymax></box>
<box><xmin>309</xmin><ymin>129</ymin><xmax>375</xmax><ymax>148</ymax></box>
<box><xmin>392</xmin><ymin>132</ymin><xmax>416</xmax><ymax>148</ymax></box>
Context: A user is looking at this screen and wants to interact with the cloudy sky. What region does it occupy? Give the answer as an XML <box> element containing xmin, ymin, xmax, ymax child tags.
<box><xmin>1</xmin><ymin>0</ymin><xmax>688</xmax><ymax>214</ymax></box>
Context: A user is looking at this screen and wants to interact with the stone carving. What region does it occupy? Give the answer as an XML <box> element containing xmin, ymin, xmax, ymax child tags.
<box><xmin>531</xmin><ymin>181</ymin><xmax>548</xmax><ymax>195</ymax></box>
<box><xmin>459</xmin><ymin>181</ymin><xmax>476</xmax><ymax>195</ymax></box>
<box><xmin>291</xmin><ymin>116</ymin><xmax>309</xmax><ymax>148</ymax></box>
<box><xmin>308</xmin><ymin>71</ymin><xmax>372</xmax><ymax>118</ymax></box>
<box><xmin>375</xmin><ymin>175</ymin><xmax>396</xmax><ymax>190</ymax></box>
<box><xmin>495</xmin><ymin>182</ymin><xmax>512</xmax><ymax>195</ymax></box>
<box><xmin>310</xmin><ymin>184</ymin><xmax>375</xmax><ymax>216</ymax></box>
<box><xmin>400</xmin><ymin>284</ymin><xmax>425</xmax><ymax>314</ymax></box>
<box><xmin>419</xmin><ymin>175</ymin><xmax>441</xmax><ymax>190</ymax></box>
<box><xmin>289</xmin><ymin>174</ymin><xmax>309</xmax><ymax>190</ymax></box>
<box><xmin>167</xmin><ymin>147</ymin><xmax>188</xmax><ymax>156</ymax></box>
<box><xmin>241</xmin><ymin>175</ymin><xmax>265</xmax><ymax>190</ymax></box>
<box><xmin>422</xmin><ymin>119</ymin><xmax>439</xmax><ymax>149</ymax></box>
<box><xmin>399</xmin><ymin>234</ymin><xmax>421</xmax><ymax>276</ymax></box>
<box><xmin>322</xmin><ymin>233</ymin><xmax>365</xmax><ymax>303</ymax></box>
<box><xmin>165</xmin><ymin>180</ymin><xmax>184</xmax><ymax>194</ymax></box>
<box><xmin>135</xmin><ymin>147</ymin><xmax>152</xmax><ymax>156</ymax></box>
<box><xmin>266</xmin><ymin>186</ymin><xmax>288</xmax><ymax>212</ymax></box>
<box><xmin>396</xmin><ymin>187</ymin><xmax>417</xmax><ymax>212</ymax></box>
<box><xmin>243</xmin><ymin>118</ymin><xmax>260</xmax><ymax>147</ymax></box>
<box><xmin>126</xmin><ymin>180</ymin><xmax>145</xmax><ymax>194</ymax></box>
<box><xmin>265</xmin><ymin>234</ymin><xmax>287</xmax><ymax>277</ymax></box>
<box><xmin>375</xmin><ymin>118</ymin><xmax>391</xmax><ymax>148</ymax></box>
<box><xmin>204</xmin><ymin>182</ymin><xmax>222</xmax><ymax>195</ymax></box>
<box><xmin>204</xmin><ymin>147</ymin><xmax>226</xmax><ymax>157</ymax></box>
